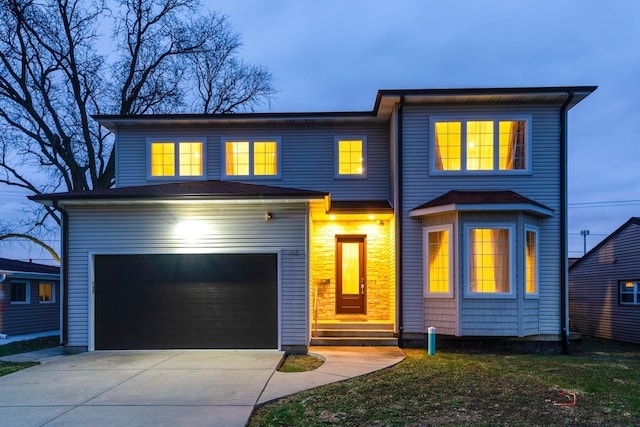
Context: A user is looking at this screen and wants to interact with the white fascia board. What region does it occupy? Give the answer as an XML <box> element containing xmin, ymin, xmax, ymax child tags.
<box><xmin>409</xmin><ymin>203</ymin><xmax>554</xmax><ymax>218</ymax></box>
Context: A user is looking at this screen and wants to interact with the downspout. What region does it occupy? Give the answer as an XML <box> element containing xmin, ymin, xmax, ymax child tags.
<box><xmin>397</xmin><ymin>96</ymin><xmax>404</xmax><ymax>340</ymax></box>
<box><xmin>559</xmin><ymin>91</ymin><xmax>574</xmax><ymax>354</ymax></box>
<box><xmin>53</xmin><ymin>200</ymin><xmax>69</xmax><ymax>348</ymax></box>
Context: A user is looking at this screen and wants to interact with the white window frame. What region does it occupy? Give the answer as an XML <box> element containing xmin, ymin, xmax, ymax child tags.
<box><xmin>334</xmin><ymin>136</ymin><xmax>368</xmax><ymax>179</ymax></box>
<box><xmin>221</xmin><ymin>137</ymin><xmax>281</xmax><ymax>180</ymax></box>
<box><xmin>423</xmin><ymin>224</ymin><xmax>454</xmax><ymax>298</ymax></box>
<box><xmin>620</xmin><ymin>281</ymin><xmax>639</xmax><ymax>306</ymax></box>
<box><xmin>430</xmin><ymin>115</ymin><xmax>532</xmax><ymax>175</ymax></box>
<box><xmin>10</xmin><ymin>280</ymin><xmax>30</xmax><ymax>304</ymax></box>
<box><xmin>464</xmin><ymin>223</ymin><xmax>516</xmax><ymax>299</ymax></box>
<box><xmin>38</xmin><ymin>282</ymin><xmax>56</xmax><ymax>304</ymax></box>
<box><xmin>524</xmin><ymin>225</ymin><xmax>540</xmax><ymax>298</ymax></box>
<box><xmin>147</xmin><ymin>138</ymin><xmax>207</xmax><ymax>180</ymax></box>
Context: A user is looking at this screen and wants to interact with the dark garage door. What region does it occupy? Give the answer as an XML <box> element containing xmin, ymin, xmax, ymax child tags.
<box><xmin>94</xmin><ymin>253</ymin><xmax>278</xmax><ymax>350</ymax></box>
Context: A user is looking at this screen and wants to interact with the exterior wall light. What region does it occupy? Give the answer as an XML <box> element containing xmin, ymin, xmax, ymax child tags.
<box><xmin>265</xmin><ymin>212</ymin><xmax>273</xmax><ymax>221</ymax></box>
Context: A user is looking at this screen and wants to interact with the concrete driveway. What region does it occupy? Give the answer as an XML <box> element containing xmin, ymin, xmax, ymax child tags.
<box><xmin>0</xmin><ymin>350</ymin><xmax>284</xmax><ymax>427</ymax></box>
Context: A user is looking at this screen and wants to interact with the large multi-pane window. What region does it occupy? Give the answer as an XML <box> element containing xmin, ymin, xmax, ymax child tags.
<box><xmin>433</xmin><ymin>118</ymin><xmax>528</xmax><ymax>173</ymax></box>
<box><xmin>620</xmin><ymin>281</ymin><xmax>639</xmax><ymax>305</ymax></box>
<box><xmin>150</xmin><ymin>140</ymin><xmax>204</xmax><ymax>178</ymax></box>
<box><xmin>467</xmin><ymin>226</ymin><xmax>513</xmax><ymax>295</ymax></box>
<box><xmin>223</xmin><ymin>139</ymin><xmax>279</xmax><ymax>178</ymax></box>
<box><xmin>335</xmin><ymin>136</ymin><xmax>366</xmax><ymax>177</ymax></box>
<box><xmin>424</xmin><ymin>225</ymin><xmax>453</xmax><ymax>297</ymax></box>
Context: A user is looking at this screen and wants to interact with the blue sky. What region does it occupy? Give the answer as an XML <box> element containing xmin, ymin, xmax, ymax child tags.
<box><xmin>2</xmin><ymin>0</ymin><xmax>639</xmax><ymax>262</ymax></box>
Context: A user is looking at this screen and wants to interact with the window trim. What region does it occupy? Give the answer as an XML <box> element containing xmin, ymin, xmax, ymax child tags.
<box><xmin>430</xmin><ymin>115</ymin><xmax>532</xmax><ymax>175</ymax></box>
<box><xmin>334</xmin><ymin>135</ymin><xmax>368</xmax><ymax>179</ymax></box>
<box><xmin>524</xmin><ymin>225</ymin><xmax>540</xmax><ymax>298</ymax></box>
<box><xmin>423</xmin><ymin>224</ymin><xmax>454</xmax><ymax>298</ymax></box>
<box><xmin>10</xmin><ymin>280</ymin><xmax>30</xmax><ymax>304</ymax></box>
<box><xmin>147</xmin><ymin>138</ymin><xmax>207</xmax><ymax>180</ymax></box>
<box><xmin>221</xmin><ymin>137</ymin><xmax>281</xmax><ymax>180</ymax></box>
<box><xmin>38</xmin><ymin>282</ymin><xmax>56</xmax><ymax>304</ymax></box>
<box><xmin>620</xmin><ymin>281</ymin><xmax>640</xmax><ymax>306</ymax></box>
<box><xmin>464</xmin><ymin>223</ymin><xmax>516</xmax><ymax>299</ymax></box>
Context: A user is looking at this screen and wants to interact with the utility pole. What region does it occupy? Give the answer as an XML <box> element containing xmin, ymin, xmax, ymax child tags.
<box><xmin>580</xmin><ymin>230</ymin><xmax>590</xmax><ymax>255</ymax></box>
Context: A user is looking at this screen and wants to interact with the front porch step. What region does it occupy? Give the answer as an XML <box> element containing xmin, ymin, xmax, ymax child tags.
<box><xmin>310</xmin><ymin>336</ymin><xmax>399</xmax><ymax>346</ymax></box>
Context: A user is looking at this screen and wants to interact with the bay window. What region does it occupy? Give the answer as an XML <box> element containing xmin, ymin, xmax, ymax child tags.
<box><xmin>525</xmin><ymin>227</ymin><xmax>539</xmax><ymax>296</ymax></box>
<box><xmin>424</xmin><ymin>225</ymin><xmax>453</xmax><ymax>297</ymax></box>
<box><xmin>466</xmin><ymin>225</ymin><xmax>514</xmax><ymax>296</ymax></box>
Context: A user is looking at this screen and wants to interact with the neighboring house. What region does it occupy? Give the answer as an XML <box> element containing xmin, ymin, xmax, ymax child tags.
<box><xmin>0</xmin><ymin>257</ymin><xmax>60</xmax><ymax>337</ymax></box>
<box><xmin>30</xmin><ymin>86</ymin><xmax>595</xmax><ymax>354</ymax></box>
<box><xmin>569</xmin><ymin>217</ymin><xmax>640</xmax><ymax>344</ymax></box>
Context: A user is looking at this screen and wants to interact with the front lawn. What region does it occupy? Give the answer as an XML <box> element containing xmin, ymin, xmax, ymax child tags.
<box><xmin>249</xmin><ymin>338</ymin><xmax>640</xmax><ymax>426</ymax></box>
<box><xmin>0</xmin><ymin>335</ymin><xmax>60</xmax><ymax>378</ymax></box>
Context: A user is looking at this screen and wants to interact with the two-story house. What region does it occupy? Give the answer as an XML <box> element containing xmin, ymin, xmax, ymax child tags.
<box><xmin>31</xmin><ymin>86</ymin><xmax>595</xmax><ymax>354</ymax></box>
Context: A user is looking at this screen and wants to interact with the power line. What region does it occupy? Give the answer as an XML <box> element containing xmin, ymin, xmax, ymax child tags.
<box><xmin>569</xmin><ymin>199</ymin><xmax>640</xmax><ymax>208</ymax></box>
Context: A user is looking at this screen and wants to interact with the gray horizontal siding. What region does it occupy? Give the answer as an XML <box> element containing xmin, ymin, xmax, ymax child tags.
<box><xmin>401</xmin><ymin>104</ymin><xmax>562</xmax><ymax>336</ymax></box>
<box><xmin>0</xmin><ymin>280</ymin><xmax>60</xmax><ymax>335</ymax></box>
<box><xmin>424</xmin><ymin>299</ymin><xmax>457</xmax><ymax>335</ymax></box>
<box><xmin>65</xmin><ymin>203</ymin><xmax>309</xmax><ymax>349</ymax></box>
<box><xmin>569</xmin><ymin>223</ymin><xmax>640</xmax><ymax>344</ymax></box>
<box><xmin>115</xmin><ymin>122</ymin><xmax>390</xmax><ymax>201</ymax></box>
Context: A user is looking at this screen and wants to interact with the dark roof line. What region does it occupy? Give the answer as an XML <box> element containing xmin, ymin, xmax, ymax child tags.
<box><xmin>29</xmin><ymin>180</ymin><xmax>328</xmax><ymax>204</ymax></box>
<box><xmin>0</xmin><ymin>257</ymin><xmax>60</xmax><ymax>274</ymax></box>
<box><xmin>569</xmin><ymin>217</ymin><xmax>640</xmax><ymax>271</ymax></box>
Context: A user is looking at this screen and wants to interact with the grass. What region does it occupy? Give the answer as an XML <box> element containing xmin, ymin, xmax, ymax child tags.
<box><xmin>0</xmin><ymin>335</ymin><xmax>59</xmax><ymax>378</ymax></box>
<box><xmin>249</xmin><ymin>338</ymin><xmax>640</xmax><ymax>426</ymax></box>
<box><xmin>278</xmin><ymin>354</ymin><xmax>325</xmax><ymax>373</ymax></box>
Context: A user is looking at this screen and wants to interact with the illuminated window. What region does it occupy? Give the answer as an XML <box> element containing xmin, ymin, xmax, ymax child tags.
<box><xmin>149</xmin><ymin>140</ymin><xmax>204</xmax><ymax>178</ymax></box>
<box><xmin>424</xmin><ymin>225</ymin><xmax>453</xmax><ymax>297</ymax></box>
<box><xmin>335</xmin><ymin>136</ymin><xmax>366</xmax><ymax>178</ymax></box>
<box><xmin>223</xmin><ymin>138</ymin><xmax>279</xmax><ymax>179</ymax></box>
<box><xmin>433</xmin><ymin>118</ymin><xmax>528</xmax><ymax>173</ymax></box>
<box><xmin>39</xmin><ymin>282</ymin><xmax>55</xmax><ymax>303</ymax></box>
<box><xmin>620</xmin><ymin>281</ymin><xmax>639</xmax><ymax>305</ymax></box>
<box><xmin>10</xmin><ymin>281</ymin><xmax>29</xmax><ymax>304</ymax></box>
<box><xmin>467</xmin><ymin>226</ymin><xmax>512</xmax><ymax>295</ymax></box>
<box><xmin>525</xmin><ymin>228</ymin><xmax>538</xmax><ymax>295</ymax></box>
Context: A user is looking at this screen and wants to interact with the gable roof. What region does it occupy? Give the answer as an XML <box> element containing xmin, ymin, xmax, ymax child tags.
<box><xmin>0</xmin><ymin>257</ymin><xmax>60</xmax><ymax>275</ymax></box>
<box><xmin>29</xmin><ymin>180</ymin><xmax>328</xmax><ymax>207</ymax></box>
<box><xmin>569</xmin><ymin>217</ymin><xmax>640</xmax><ymax>271</ymax></box>
<box><xmin>408</xmin><ymin>190</ymin><xmax>554</xmax><ymax>217</ymax></box>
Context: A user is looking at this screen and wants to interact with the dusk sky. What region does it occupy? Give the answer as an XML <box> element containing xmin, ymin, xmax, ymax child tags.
<box><xmin>1</xmin><ymin>0</ymin><xmax>639</xmax><ymax>262</ymax></box>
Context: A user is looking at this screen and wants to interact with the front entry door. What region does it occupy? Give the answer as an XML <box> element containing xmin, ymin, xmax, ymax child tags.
<box><xmin>336</xmin><ymin>236</ymin><xmax>366</xmax><ymax>314</ymax></box>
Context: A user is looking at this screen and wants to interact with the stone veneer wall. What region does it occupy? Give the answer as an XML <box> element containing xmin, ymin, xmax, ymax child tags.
<box><xmin>310</xmin><ymin>219</ymin><xmax>393</xmax><ymax>321</ymax></box>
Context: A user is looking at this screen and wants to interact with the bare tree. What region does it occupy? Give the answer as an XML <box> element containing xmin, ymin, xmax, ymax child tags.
<box><xmin>0</xmin><ymin>0</ymin><xmax>275</xmax><ymax>258</ymax></box>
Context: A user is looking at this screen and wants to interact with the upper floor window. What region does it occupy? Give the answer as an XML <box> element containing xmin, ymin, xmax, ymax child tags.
<box><xmin>39</xmin><ymin>282</ymin><xmax>55</xmax><ymax>303</ymax></box>
<box><xmin>335</xmin><ymin>136</ymin><xmax>367</xmax><ymax>178</ymax></box>
<box><xmin>465</xmin><ymin>225</ymin><xmax>514</xmax><ymax>297</ymax></box>
<box><xmin>424</xmin><ymin>225</ymin><xmax>453</xmax><ymax>297</ymax></box>
<box><xmin>432</xmin><ymin>117</ymin><xmax>529</xmax><ymax>173</ymax></box>
<box><xmin>149</xmin><ymin>140</ymin><xmax>204</xmax><ymax>178</ymax></box>
<box><xmin>620</xmin><ymin>281</ymin><xmax>639</xmax><ymax>305</ymax></box>
<box><xmin>222</xmin><ymin>138</ymin><xmax>280</xmax><ymax>179</ymax></box>
<box><xmin>10</xmin><ymin>281</ymin><xmax>29</xmax><ymax>304</ymax></box>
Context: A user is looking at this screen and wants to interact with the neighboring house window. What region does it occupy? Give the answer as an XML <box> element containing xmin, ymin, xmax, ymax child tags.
<box><xmin>525</xmin><ymin>227</ymin><xmax>539</xmax><ymax>296</ymax></box>
<box><xmin>10</xmin><ymin>281</ymin><xmax>29</xmax><ymax>304</ymax></box>
<box><xmin>39</xmin><ymin>282</ymin><xmax>55</xmax><ymax>303</ymax></box>
<box><xmin>335</xmin><ymin>136</ymin><xmax>367</xmax><ymax>178</ymax></box>
<box><xmin>149</xmin><ymin>140</ymin><xmax>204</xmax><ymax>178</ymax></box>
<box><xmin>432</xmin><ymin>118</ymin><xmax>529</xmax><ymax>173</ymax></box>
<box><xmin>466</xmin><ymin>225</ymin><xmax>514</xmax><ymax>296</ymax></box>
<box><xmin>424</xmin><ymin>225</ymin><xmax>453</xmax><ymax>297</ymax></box>
<box><xmin>620</xmin><ymin>281</ymin><xmax>639</xmax><ymax>305</ymax></box>
<box><xmin>222</xmin><ymin>138</ymin><xmax>280</xmax><ymax>179</ymax></box>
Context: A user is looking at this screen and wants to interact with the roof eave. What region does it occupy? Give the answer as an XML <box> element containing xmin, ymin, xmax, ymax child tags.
<box><xmin>409</xmin><ymin>203</ymin><xmax>554</xmax><ymax>218</ymax></box>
